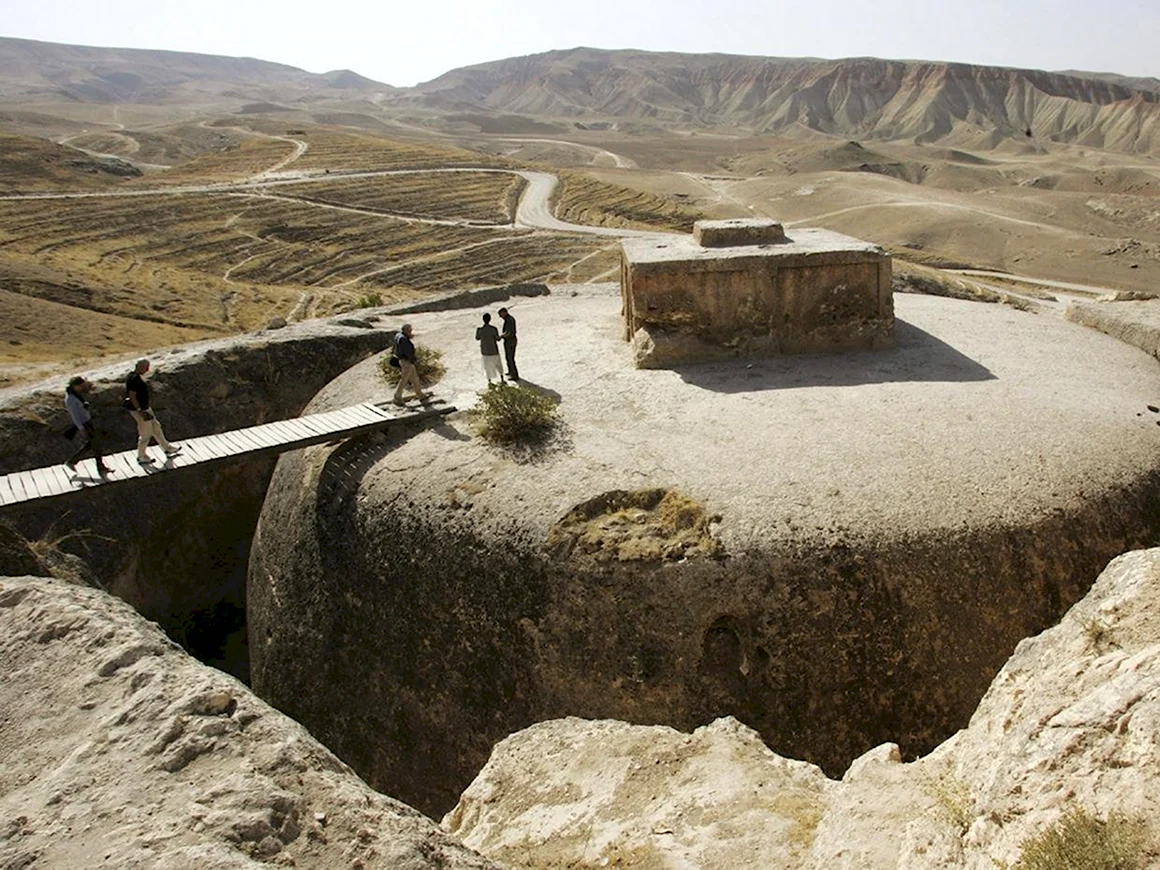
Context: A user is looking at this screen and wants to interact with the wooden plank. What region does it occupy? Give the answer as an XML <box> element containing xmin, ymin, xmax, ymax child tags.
<box><xmin>299</xmin><ymin>410</ymin><xmax>342</xmax><ymax>433</ymax></box>
<box><xmin>351</xmin><ymin>404</ymin><xmax>393</xmax><ymax>425</ymax></box>
<box><xmin>0</xmin><ymin>474</ymin><xmax>19</xmax><ymax>506</ymax></box>
<box><xmin>211</xmin><ymin>430</ymin><xmax>246</xmax><ymax>455</ymax></box>
<box><xmin>15</xmin><ymin>470</ymin><xmax>43</xmax><ymax>500</ymax></box>
<box><xmin>110</xmin><ymin>452</ymin><xmax>150</xmax><ymax>479</ymax></box>
<box><xmin>264</xmin><ymin>419</ymin><xmax>312</xmax><ymax>443</ymax></box>
<box><xmin>35</xmin><ymin>467</ymin><xmax>66</xmax><ymax>497</ymax></box>
<box><xmin>230</xmin><ymin>431</ymin><xmax>269</xmax><ymax>453</ymax></box>
<box><xmin>165</xmin><ymin>445</ymin><xmax>201</xmax><ymax>468</ymax></box>
<box><xmin>266</xmin><ymin>419</ymin><xmax>308</xmax><ymax>441</ymax></box>
<box><xmin>328</xmin><ymin>408</ymin><xmax>372</xmax><ymax>430</ymax></box>
<box><xmin>205</xmin><ymin>432</ymin><xmax>248</xmax><ymax>459</ymax></box>
<box><xmin>244</xmin><ymin>423</ymin><xmax>288</xmax><ymax>446</ymax></box>
<box><xmin>5</xmin><ymin>474</ymin><xmax>27</xmax><ymax>504</ymax></box>
<box><xmin>343</xmin><ymin>403</ymin><xmax>386</xmax><ymax>423</ymax></box>
<box><xmin>218</xmin><ymin>430</ymin><xmax>255</xmax><ymax>455</ymax></box>
<box><xmin>242</xmin><ymin>424</ymin><xmax>283</xmax><ymax>449</ymax></box>
<box><xmin>228</xmin><ymin>426</ymin><xmax>272</xmax><ymax>451</ymax></box>
<box><xmin>229</xmin><ymin>429</ymin><xmax>270</xmax><ymax>454</ymax></box>
<box><xmin>47</xmin><ymin>464</ymin><xmax>78</xmax><ymax>493</ymax></box>
<box><xmin>353</xmin><ymin>402</ymin><xmax>393</xmax><ymax>422</ymax></box>
<box><xmin>190</xmin><ymin>434</ymin><xmax>232</xmax><ymax>460</ymax></box>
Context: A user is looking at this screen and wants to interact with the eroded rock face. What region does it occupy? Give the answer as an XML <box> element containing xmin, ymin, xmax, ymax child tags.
<box><xmin>0</xmin><ymin>575</ymin><xmax>497</xmax><ymax>870</ymax></box>
<box><xmin>445</xmin><ymin>716</ymin><xmax>833</xmax><ymax>869</ymax></box>
<box><xmin>444</xmin><ymin>548</ymin><xmax>1160</xmax><ymax>870</ymax></box>
<box><xmin>0</xmin><ymin>318</ymin><xmax>395</xmax><ymax>676</ymax></box>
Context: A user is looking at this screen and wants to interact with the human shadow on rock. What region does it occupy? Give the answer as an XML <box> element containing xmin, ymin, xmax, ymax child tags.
<box><xmin>675</xmin><ymin>319</ymin><xmax>995</xmax><ymax>393</ymax></box>
<box><xmin>513</xmin><ymin>380</ymin><xmax>562</xmax><ymax>403</ymax></box>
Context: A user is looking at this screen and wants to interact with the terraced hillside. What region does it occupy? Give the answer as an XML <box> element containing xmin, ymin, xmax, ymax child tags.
<box><xmin>271</xmin><ymin>170</ymin><xmax>524</xmax><ymax>224</ymax></box>
<box><xmin>0</xmin><ymin>122</ymin><xmax>701</xmax><ymax>385</ymax></box>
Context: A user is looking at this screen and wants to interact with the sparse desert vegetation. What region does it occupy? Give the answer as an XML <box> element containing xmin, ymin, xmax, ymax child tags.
<box><xmin>472</xmin><ymin>381</ymin><xmax>560</xmax><ymax>444</ymax></box>
<box><xmin>1012</xmin><ymin>807</ymin><xmax>1150</xmax><ymax>870</ymax></box>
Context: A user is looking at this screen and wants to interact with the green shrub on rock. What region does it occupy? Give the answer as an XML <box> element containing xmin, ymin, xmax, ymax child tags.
<box><xmin>474</xmin><ymin>383</ymin><xmax>560</xmax><ymax>444</ymax></box>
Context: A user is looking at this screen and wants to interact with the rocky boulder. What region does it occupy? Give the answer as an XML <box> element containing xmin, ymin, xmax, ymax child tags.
<box><xmin>249</xmin><ymin>287</ymin><xmax>1160</xmax><ymax>818</ymax></box>
<box><xmin>0</xmin><ymin>575</ymin><xmax>497</xmax><ymax>870</ymax></box>
<box><xmin>444</xmin><ymin>548</ymin><xmax>1160</xmax><ymax>869</ymax></box>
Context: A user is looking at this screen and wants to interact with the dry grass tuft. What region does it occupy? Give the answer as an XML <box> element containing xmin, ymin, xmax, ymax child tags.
<box><xmin>547</xmin><ymin>488</ymin><xmax>723</xmax><ymax>563</ymax></box>
<box><xmin>1013</xmin><ymin>806</ymin><xmax>1150</xmax><ymax>870</ymax></box>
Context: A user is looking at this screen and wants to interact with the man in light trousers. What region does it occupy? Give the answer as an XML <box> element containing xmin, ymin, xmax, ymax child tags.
<box><xmin>393</xmin><ymin>324</ymin><xmax>430</xmax><ymax>406</ymax></box>
<box><xmin>126</xmin><ymin>358</ymin><xmax>181</xmax><ymax>465</ymax></box>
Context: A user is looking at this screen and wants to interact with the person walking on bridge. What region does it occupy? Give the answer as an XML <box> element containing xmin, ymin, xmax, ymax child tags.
<box><xmin>126</xmin><ymin>359</ymin><xmax>181</xmax><ymax>465</ymax></box>
<box><xmin>498</xmin><ymin>307</ymin><xmax>519</xmax><ymax>382</ymax></box>
<box><xmin>392</xmin><ymin>324</ymin><xmax>430</xmax><ymax>406</ymax></box>
<box><xmin>64</xmin><ymin>376</ymin><xmax>112</xmax><ymax>477</ymax></box>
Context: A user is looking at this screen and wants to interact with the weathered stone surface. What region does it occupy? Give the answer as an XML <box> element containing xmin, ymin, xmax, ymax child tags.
<box><xmin>0</xmin><ymin>317</ymin><xmax>397</xmax><ymax>677</ymax></box>
<box><xmin>248</xmin><ymin>287</ymin><xmax>1160</xmax><ymax>820</ymax></box>
<box><xmin>1066</xmin><ymin>298</ymin><xmax>1160</xmax><ymax>359</ymax></box>
<box><xmin>694</xmin><ymin>218</ymin><xmax>786</xmax><ymax>247</ymax></box>
<box><xmin>621</xmin><ymin>228</ymin><xmax>893</xmax><ymax>367</ymax></box>
<box><xmin>0</xmin><ymin>575</ymin><xmax>498</xmax><ymax>870</ymax></box>
<box><xmin>445</xmin><ymin>717</ymin><xmax>832</xmax><ymax>869</ymax></box>
<box><xmin>444</xmin><ymin>548</ymin><xmax>1160</xmax><ymax>870</ymax></box>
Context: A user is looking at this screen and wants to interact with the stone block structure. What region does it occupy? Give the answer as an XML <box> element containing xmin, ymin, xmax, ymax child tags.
<box><xmin>621</xmin><ymin>219</ymin><xmax>893</xmax><ymax>368</ymax></box>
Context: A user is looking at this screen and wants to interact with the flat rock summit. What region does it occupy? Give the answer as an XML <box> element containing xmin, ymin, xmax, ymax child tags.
<box><xmin>249</xmin><ymin>285</ymin><xmax>1160</xmax><ymax>817</ymax></box>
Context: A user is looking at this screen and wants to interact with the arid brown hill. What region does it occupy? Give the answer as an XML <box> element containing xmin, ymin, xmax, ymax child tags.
<box><xmin>0</xmin><ymin>35</ymin><xmax>394</xmax><ymax>105</ymax></box>
<box><xmin>403</xmin><ymin>47</ymin><xmax>1160</xmax><ymax>153</ymax></box>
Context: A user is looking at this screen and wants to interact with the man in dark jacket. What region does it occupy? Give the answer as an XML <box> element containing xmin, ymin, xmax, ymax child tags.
<box><xmin>498</xmin><ymin>307</ymin><xmax>519</xmax><ymax>382</ymax></box>
<box><xmin>393</xmin><ymin>324</ymin><xmax>430</xmax><ymax>405</ymax></box>
<box><xmin>126</xmin><ymin>358</ymin><xmax>181</xmax><ymax>465</ymax></box>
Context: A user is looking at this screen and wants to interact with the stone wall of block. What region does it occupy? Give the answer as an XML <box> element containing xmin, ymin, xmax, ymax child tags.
<box><xmin>621</xmin><ymin>225</ymin><xmax>894</xmax><ymax>368</ymax></box>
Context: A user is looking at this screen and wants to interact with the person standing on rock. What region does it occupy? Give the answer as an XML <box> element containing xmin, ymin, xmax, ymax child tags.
<box><xmin>393</xmin><ymin>324</ymin><xmax>430</xmax><ymax>406</ymax></box>
<box><xmin>475</xmin><ymin>313</ymin><xmax>504</xmax><ymax>384</ymax></box>
<box><xmin>64</xmin><ymin>376</ymin><xmax>113</xmax><ymax>477</ymax></box>
<box><xmin>125</xmin><ymin>359</ymin><xmax>181</xmax><ymax>466</ymax></box>
<box><xmin>499</xmin><ymin>307</ymin><xmax>519</xmax><ymax>382</ymax></box>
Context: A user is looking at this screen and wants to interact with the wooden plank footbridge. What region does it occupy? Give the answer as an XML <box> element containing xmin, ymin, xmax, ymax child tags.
<box><xmin>0</xmin><ymin>399</ymin><xmax>453</xmax><ymax>509</ymax></box>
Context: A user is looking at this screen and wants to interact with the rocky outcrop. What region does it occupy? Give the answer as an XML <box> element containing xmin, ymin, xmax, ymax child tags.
<box><xmin>0</xmin><ymin>575</ymin><xmax>497</xmax><ymax>870</ymax></box>
<box><xmin>444</xmin><ymin>548</ymin><xmax>1160</xmax><ymax>869</ymax></box>
<box><xmin>0</xmin><ymin>317</ymin><xmax>394</xmax><ymax>676</ymax></box>
<box><xmin>1066</xmin><ymin>298</ymin><xmax>1160</xmax><ymax>360</ymax></box>
<box><xmin>249</xmin><ymin>288</ymin><xmax>1160</xmax><ymax>819</ymax></box>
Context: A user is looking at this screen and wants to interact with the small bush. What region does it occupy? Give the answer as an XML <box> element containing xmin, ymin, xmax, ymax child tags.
<box><xmin>378</xmin><ymin>345</ymin><xmax>446</xmax><ymax>386</ymax></box>
<box><xmin>474</xmin><ymin>383</ymin><xmax>559</xmax><ymax>444</ymax></box>
<box><xmin>1014</xmin><ymin>807</ymin><xmax>1149</xmax><ymax>870</ymax></box>
<box><xmin>356</xmin><ymin>292</ymin><xmax>384</xmax><ymax>308</ymax></box>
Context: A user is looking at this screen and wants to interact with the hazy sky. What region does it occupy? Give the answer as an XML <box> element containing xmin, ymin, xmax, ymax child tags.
<box><xmin>4</xmin><ymin>0</ymin><xmax>1158</xmax><ymax>86</ymax></box>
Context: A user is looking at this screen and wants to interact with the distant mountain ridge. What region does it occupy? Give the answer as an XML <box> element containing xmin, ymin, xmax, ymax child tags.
<box><xmin>403</xmin><ymin>47</ymin><xmax>1160</xmax><ymax>153</ymax></box>
<box><xmin>0</xmin><ymin>38</ymin><xmax>1158</xmax><ymax>154</ymax></box>
<box><xmin>0</xmin><ymin>36</ymin><xmax>394</xmax><ymax>105</ymax></box>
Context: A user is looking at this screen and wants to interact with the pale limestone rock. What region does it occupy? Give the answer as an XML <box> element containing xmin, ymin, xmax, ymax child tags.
<box><xmin>0</xmin><ymin>576</ymin><xmax>497</xmax><ymax>870</ymax></box>
<box><xmin>444</xmin><ymin>716</ymin><xmax>833</xmax><ymax>870</ymax></box>
<box><xmin>445</xmin><ymin>548</ymin><xmax>1160</xmax><ymax>870</ymax></box>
